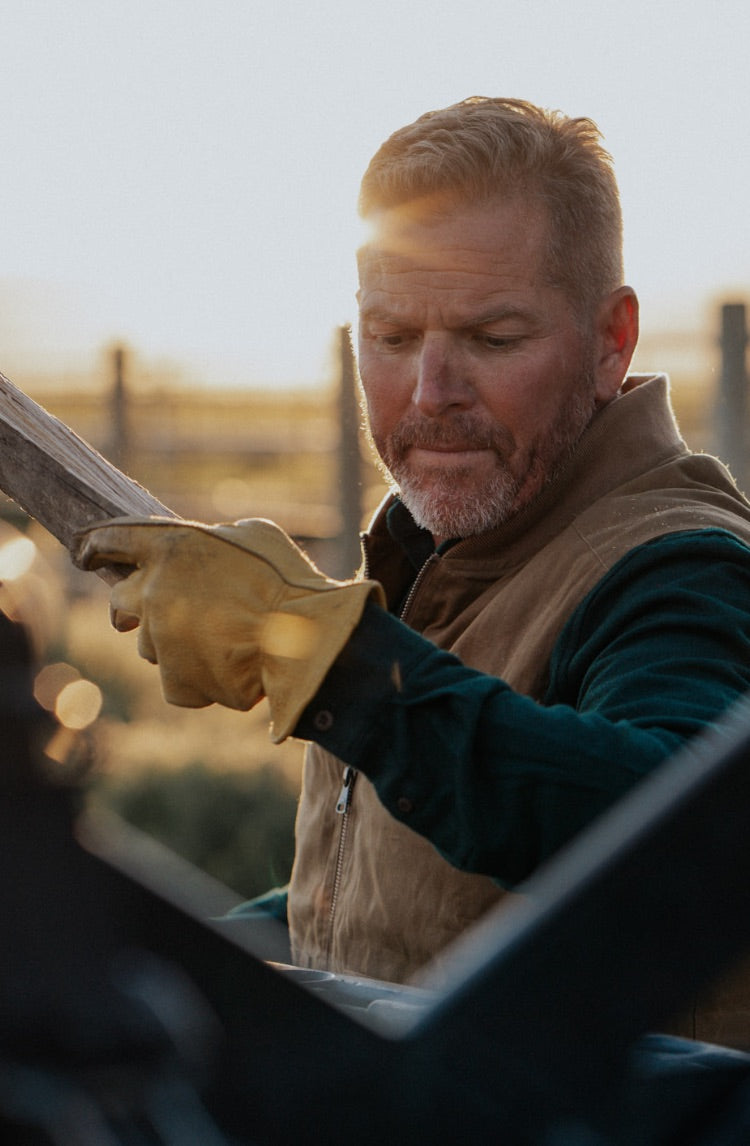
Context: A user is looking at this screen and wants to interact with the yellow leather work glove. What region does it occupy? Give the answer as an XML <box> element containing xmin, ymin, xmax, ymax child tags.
<box><xmin>73</xmin><ymin>516</ymin><xmax>384</xmax><ymax>742</ymax></box>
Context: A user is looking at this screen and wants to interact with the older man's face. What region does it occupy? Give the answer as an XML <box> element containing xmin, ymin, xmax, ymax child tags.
<box><xmin>356</xmin><ymin>195</ymin><xmax>614</xmax><ymax>543</ymax></box>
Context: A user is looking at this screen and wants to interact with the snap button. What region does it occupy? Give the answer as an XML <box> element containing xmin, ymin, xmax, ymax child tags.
<box><xmin>313</xmin><ymin>709</ymin><xmax>334</xmax><ymax>732</ymax></box>
<box><xmin>396</xmin><ymin>796</ymin><xmax>414</xmax><ymax>814</ymax></box>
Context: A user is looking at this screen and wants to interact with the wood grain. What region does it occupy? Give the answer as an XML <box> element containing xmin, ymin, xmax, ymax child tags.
<box><xmin>0</xmin><ymin>370</ymin><xmax>176</xmax><ymax>571</ymax></box>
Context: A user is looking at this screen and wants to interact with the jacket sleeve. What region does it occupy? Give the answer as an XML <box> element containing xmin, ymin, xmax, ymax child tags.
<box><xmin>217</xmin><ymin>885</ymin><xmax>292</xmax><ymax>964</ymax></box>
<box><xmin>223</xmin><ymin>885</ymin><xmax>289</xmax><ymax>925</ymax></box>
<box><xmin>294</xmin><ymin>529</ymin><xmax>750</xmax><ymax>888</ymax></box>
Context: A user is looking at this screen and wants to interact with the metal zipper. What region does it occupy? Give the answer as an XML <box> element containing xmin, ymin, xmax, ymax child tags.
<box><xmin>324</xmin><ymin>547</ymin><xmax>440</xmax><ymax>959</ymax></box>
<box><xmin>326</xmin><ymin>765</ymin><xmax>357</xmax><ymax>961</ymax></box>
<box><xmin>335</xmin><ymin>764</ymin><xmax>356</xmax><ymax>814</ymax></box>
<box><xmin>397</xmin><ymin>551</ymin><xmax>440</xmax><ymax>623</ymax></box>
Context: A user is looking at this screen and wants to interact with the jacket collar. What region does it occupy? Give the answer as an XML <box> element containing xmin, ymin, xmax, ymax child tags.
<box><xmin>363</xmin><ymin>374</ymin><xmax>683</xmax><ymax>599</ymax></box>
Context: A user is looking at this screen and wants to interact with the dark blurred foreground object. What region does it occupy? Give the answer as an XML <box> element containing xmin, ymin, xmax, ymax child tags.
<box><xmin>4</xmin><ymin>606</ymin><xmax>750</xmax><ymax>1144</ymax></box>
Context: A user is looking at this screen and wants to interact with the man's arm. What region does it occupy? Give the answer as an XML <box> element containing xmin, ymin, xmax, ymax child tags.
<box><xmin>294</xmin><ymin>530</ymin><xmax>750</xmax><ymax>887</ymax></box>
<box><xmin>77</xmin><ymin>516</ymin><xmax>750</xmax><ymax>889</ymax></box>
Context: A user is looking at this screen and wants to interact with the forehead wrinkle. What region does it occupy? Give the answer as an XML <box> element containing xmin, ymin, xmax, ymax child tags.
<box><xmin>359</xmin><ymin>191</ymin><xmax>548</xmax><ymax>275</ymax></box>
<box><xmin>357</xmin><ymin>200</ymin><xmax>554</xmax><ymax>326</ymax></box>
<box><xmin>358</xmin><ymin>261</ymin><xmax>544</xmax><ymax>328</ymax></box>
<box><xmin>357</xmin><ymin>237</ymin><xmax>544</xmax><ymax>312</ymax></box>
<box><xmin>359</xmin><ymin>293</ymin><xmax>541</xmax><ymax>330</ymax></box>
<box><xmin>358</xmin><ymin>255</ymin><xmax>539</xmax><ymax>306</ymax></box>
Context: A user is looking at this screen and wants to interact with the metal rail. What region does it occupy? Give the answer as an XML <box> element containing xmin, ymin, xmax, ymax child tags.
<box><xmin>4</xmin><ymin>609</ymin><xmax>750</xmax><ymax>1141</ymax></box>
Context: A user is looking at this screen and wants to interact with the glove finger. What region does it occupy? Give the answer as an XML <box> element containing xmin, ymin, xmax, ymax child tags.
<box><xmin>73</xmin><ymin>519</ymin><xmax>177</xmax><ymax>572</ymax></box>
<box><xmin>134</xmin><ymin>617</ymin><xmax>157</xmax><ymax>664</ymax></box>
<box><xmin>110</xmin><ymin>604</ymin><xmax>141</xmax><ymax>633</ymax></box>
<box><xmin>109</xmin><ymin>571</ymin><xmax>146</xmax><ymax>631</ymax></box>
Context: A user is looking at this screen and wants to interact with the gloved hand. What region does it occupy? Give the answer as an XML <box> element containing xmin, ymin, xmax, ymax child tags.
<box><xmin>73</xmin><ymin>516</ymin><xmax>384</xmax><ymax>742</ymax></box>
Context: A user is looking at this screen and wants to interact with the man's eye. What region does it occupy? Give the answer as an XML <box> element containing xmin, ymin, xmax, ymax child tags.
<box><xmin>372</xmin><ymin>331</ymin><xmax>411</xmax><ymax>349</ymax></box>
<box><xmin>475</xmin><ymin>333</ymin><xmax>520</xmax><ymax>350</ymax></box>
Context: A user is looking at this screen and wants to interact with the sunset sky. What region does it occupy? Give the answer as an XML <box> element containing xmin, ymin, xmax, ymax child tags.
<box><xmin>0</xmin><ymin>1</ymin><xmax>748</xmax><ymax>389</ymax></box>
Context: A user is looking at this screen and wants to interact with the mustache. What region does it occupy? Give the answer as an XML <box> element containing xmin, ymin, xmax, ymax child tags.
<box><xmin>387</xmin><ymin>413</ymin><xmax>515</xmax><ymax>456</ymax></box>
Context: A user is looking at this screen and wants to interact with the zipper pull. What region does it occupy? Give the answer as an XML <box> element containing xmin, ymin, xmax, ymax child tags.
<box><xmin>336</xmin><ymin>765</ymin><xmax>355</xmax><ymax>814</ymax></box>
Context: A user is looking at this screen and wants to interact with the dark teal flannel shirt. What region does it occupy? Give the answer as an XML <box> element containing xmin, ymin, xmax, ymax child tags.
<box><xmin>295</xmin><ymin>529</ymin><xmax>750</xmax><ymax>889</ymax></box>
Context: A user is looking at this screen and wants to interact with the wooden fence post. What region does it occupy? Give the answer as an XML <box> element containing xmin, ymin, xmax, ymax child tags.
<box><xmin>334</xmin><ymin>325</ymin><xmax>364</xmax><ymax>579</ymax></box>
<box><xmin>716</xmin><ymin>302</ymin><xmax>749</xmax><ymax>492</ymax></box>
<box><xmin>109</xmin><ymin>344</ymin><xmax>130</xmax><ymax>472</ymax></box>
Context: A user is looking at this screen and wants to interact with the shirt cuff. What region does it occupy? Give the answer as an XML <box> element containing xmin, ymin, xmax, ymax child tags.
<box><xmin>293</xmin><ymin>600</ymin><xmax>435</xmax><ymax>757</ymax></box>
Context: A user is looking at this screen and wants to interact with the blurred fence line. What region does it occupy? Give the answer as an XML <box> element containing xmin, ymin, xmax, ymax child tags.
<box><xmin>3</xmin><ymin>306</ymin><xmax>749</xmax><ymax>577</ymax></box>
<box><xmin>1</xmin><ymin>329</ymin><xmax>383</xmax><ymax>580</ymax></box>
<box><xmin>715</xmin><ymin>302</ymin><xmax>750</xmax><ymax>493</ymax></box>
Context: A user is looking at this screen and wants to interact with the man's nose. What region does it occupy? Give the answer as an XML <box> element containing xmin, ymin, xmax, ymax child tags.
<box><xmin>413</xmin><ymin>337</ymin><xmax>474</xmax><ymax>416</ymax></box>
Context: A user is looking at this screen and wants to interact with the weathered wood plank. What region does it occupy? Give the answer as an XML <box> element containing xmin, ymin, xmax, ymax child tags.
<box><xmin>0</xmin><ymin>370</ymin><xmax>176</xmax><ymax>556</ymax></box>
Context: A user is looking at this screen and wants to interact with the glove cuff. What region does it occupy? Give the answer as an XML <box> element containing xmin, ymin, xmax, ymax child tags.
<box><xmin>262</xmin><ymin>579</ymin><xmax>384</xmax><ymax>742</ymax></box>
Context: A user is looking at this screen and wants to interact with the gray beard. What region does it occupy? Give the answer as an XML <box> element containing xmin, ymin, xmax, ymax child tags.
<box><xmin>395</xmin><ymin>459</ymin><xmax>525</xmax><ymax>538</ymax></box>
<box><xmin>378</xmin><ymin>386</ymin><xmax>597</xmax><ymax>539</ymax></box>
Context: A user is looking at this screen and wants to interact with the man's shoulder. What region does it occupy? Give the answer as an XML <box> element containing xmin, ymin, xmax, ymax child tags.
<box><xmin>571</xmin><ymin>448</ymin><xmax>750</xmax><ymax>571</ymax></box>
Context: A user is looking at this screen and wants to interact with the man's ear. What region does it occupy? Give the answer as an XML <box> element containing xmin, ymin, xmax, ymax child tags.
<box><xmin>593</xmin><ymin>286</ymin><xmax>640</xmax><ymax>405</ymax></box>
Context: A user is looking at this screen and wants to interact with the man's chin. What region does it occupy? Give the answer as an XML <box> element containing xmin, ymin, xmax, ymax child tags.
<box><xmin>397</xmin><ymin>478</ymin><xmax>519</xmax><ymax>540</ymax></box>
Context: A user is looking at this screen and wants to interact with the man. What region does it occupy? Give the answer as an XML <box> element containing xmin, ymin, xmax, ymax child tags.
<box><xmin>76</xmin><ymin>98</ymin><xmax>750</xmax><ymax>1044</ymax></box>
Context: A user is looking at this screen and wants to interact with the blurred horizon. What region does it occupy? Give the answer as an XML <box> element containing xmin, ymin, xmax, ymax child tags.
<box><xmin>0</xmin><ymin>302</ymin><xmax>737</xmax><ymax>402</ymax></box>
<box><xmin>1</xmin><ymin>2</ymin><xmax>748</xmax><ymax>392</ymax></box>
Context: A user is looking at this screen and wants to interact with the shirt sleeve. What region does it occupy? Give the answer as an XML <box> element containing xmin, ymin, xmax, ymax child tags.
<box><xmin>294</xmin><ymin>529</ymin><xmax>750</xmax><ymax>887</ymax></box>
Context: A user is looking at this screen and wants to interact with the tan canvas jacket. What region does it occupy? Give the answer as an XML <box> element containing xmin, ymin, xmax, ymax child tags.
<box><xmin>289</xmin><ymin>374</ymin><xmax>750</xmax><ymax>1046</ymax></box>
